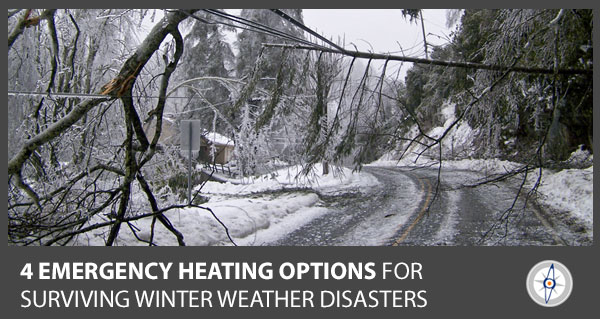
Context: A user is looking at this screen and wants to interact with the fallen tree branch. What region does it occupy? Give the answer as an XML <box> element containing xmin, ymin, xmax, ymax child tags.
<box><xmin>43</xmin><ymin>203</ymin><xmax>237</xmax><ymax>246</ymax></box>
<box><xmin>262</xmin><ymin>43</ymin><xmax>592</xmax><ymax>76</ymax></box>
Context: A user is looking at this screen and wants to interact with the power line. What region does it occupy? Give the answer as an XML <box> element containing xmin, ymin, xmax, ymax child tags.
<box><xmin>269</xmin><ymin>9</ymin><xmax>346</xmax><ymax>52</ymax></box>
<box><xmin>205</xmin><ymin>9</ymin><xmax>300</xmax><ymax>40</ymax></box>
<box><xmin>199</xmin><ymin>9</ymin><xmax>327</xmax><ymax>50</ymax></box>
<box><xmin>7</xmin><ymin>90</ymin><xmax>203</xmax><ymax>99</ymax></box>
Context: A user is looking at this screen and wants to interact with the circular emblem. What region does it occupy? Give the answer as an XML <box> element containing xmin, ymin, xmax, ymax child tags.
<box><xmin>526</xmin><ymin>260</ymin><xmax>573</xmax><ymax>307</ymax></box>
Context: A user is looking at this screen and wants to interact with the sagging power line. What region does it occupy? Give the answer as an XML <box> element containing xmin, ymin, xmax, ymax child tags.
<box><xmin>184</xmin><ymin>9</ymin><xmax>594</xmax><ymax>77</ymax></box>
<box><xmin>7</xmin><ymin>90</ymin><xmax>195</xmax><ymax>99</ymax></box>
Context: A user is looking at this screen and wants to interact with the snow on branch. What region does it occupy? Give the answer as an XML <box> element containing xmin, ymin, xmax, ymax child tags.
<box><xmin>262</xmin><ymin>43</ymin><xmax>592</xmax><ymax>76</ymax></box>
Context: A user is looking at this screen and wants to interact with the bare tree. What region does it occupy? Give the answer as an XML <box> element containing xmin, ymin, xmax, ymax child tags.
<box><xmin>7</xmin><ymin>9</ymin><xmax>240</xmax><ymax>246</ymax></box>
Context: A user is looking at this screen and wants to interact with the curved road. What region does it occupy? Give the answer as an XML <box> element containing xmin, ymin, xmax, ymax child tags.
<box><xmin>272</xmin><ymin>166</ymin><xmax>568</xmax><ymax>246</ymax></box>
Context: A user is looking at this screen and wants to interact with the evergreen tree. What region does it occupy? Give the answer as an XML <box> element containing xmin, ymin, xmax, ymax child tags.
<box><xmin>235</xmin><ymin>9</ymin><xmax>304</xmax><ymax>81</ymax></box>
<box><xmin>396</xmin><ymin>9</ymin><xmax>592</xmax><ymax>163</ymax></box>
<box><xmin>178</xmin><ymin>13</ymin><xmax>235</xmax><ymax>134</ymax></box>
<box><xmin>231</xmin><ymin>9</ymin><xmax>309</xmax><ymax>174</ymax></box>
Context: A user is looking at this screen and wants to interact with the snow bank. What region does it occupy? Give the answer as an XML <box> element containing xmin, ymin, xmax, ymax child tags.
<box><xmin>201</xmin><ymin>163</ymin><xmax>379</xmax><ymax>195</ymax></box>
<box><xmin>75</xmin><ymin>164</ymin><xmax>379</xmax><ymax>246</ymax></box>
<box><xmin>442</xmin><ymin>158</ymin><xmax>521</xmax><ymax>174</ymax></box>
<box><xmin>537</xmin><ymin>166</ymin><xmax>593</xmax><ymax>229</ymax></box>
<box><xmin>76</xmin><ymin>193</ymin><xmax>326</xmax><ymax>246</ymax></box>
<box><xmin>371</xmin><ymin>103</ymin><xmax>476</xmax><ymax>168</ymax></box>
<box><xmin>148</xmin><ymin>193</ymin><xmax>326</xmax><ymax>246</ymax></box>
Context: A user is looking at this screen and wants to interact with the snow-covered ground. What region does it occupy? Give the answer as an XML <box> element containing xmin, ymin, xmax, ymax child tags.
<box><xmin>201</xmin><ymin>164</ymin><xmax>378</xmax><ymax>195</ymax></box>
<box><xmin>535</xmin><ymin>166</ymin><xmax>593</xmax><ymax>229</ymax></box>
<box><xmin>74</xmin><ymin>102</ymin><xmax>592</xmax><ymax>246</ymax></box>
<box><xmin>371</xmin><ymin>103</ymin><xmax>593</xmax><ymax>239</ymax></box>
<box><xmin>75</xmin><ymin>164</ymin><xmax>379</xmax><ymax>246</ymax></box>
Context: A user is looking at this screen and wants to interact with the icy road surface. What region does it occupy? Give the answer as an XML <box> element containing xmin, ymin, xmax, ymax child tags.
<box><xmin>271</xmin><ymin>166</ymin><xmax>585</xmax><ymax>246</ymax></box>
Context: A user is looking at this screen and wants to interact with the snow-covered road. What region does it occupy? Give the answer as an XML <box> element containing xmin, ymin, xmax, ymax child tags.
<box><xmin>271</xmin><ymin>166</ymin><xmax>420</xmax><ymax>246</ymax></box>
<box><xmin>270</xmin><ymin>166</ymin><xmax>589</xmax><ymax>246</ymax></box>
<box><xmin>78</xmin><ymin>163</ymin><xmax>591</xmax><ymax>246</ymax></box>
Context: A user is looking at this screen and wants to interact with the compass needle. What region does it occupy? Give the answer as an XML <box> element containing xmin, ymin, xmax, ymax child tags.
<box><xmin>527</xmin><ymin>261</ymin><xmax>573</xmax><ymax>307</ymax></box>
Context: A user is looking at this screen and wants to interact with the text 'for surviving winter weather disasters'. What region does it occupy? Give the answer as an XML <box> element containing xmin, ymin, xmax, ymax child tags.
<box><xmin>19</xmin><ymin>261</ymin><xmax>428</xmax><ymax>309</ymax></box>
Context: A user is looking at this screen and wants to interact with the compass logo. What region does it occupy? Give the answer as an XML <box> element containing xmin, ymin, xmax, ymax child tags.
<box><xmin>526</xmin><ymin>260</ymin><xmax>573</xmax><ymax>307</ymax></box>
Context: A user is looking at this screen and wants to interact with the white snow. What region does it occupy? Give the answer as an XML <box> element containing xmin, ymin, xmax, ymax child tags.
<box><xmin>142</xmin><ymin>193</ymin><xmax>327</xmax><ymax>246</ymax></box>
<box><xmin>537</xmin><ymin>166</ymin><xmax>593</xmax><ymax>228</ymax></box>
<box><xmin>442</xmin><ymin>158</ymin><xmax>521</xmax><ymax>174</ymax></box>
<box><xmin>371</xmin><ymin>102</ymin><xmax>476</xmax><ymax>168</ymax></box>
<box><xmin>204</xmin><ymin>131</ymin><xmax>234</xmax><ymax>146</ymax></box>
<box><xmin>371</xmin><ymin>102</ymin><xmax>594</xmax><ymax>238</ymax></box>
<box><xmin>201</xmin><ymin>164</ymin><xmax>378</xmax><ymax>195</ymax></box>
<box><xmin>74</xmin><ymin>164</ymin><xmax>379</xmax><ymax>246</ymax></box>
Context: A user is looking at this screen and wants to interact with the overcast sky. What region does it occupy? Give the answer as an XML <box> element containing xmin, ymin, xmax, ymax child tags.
<box><xmin>302</xmin><ymin>9</ymin><xmax>455</xmax><ymax>80</ymax></box>
<box><xmin>221</xmin><ymin>9</ymin><xmax>457</xmax><ymax>80</ymax></box>
<box><xmin>303</xmin><ymin>9</ymin><xmax>453</xmax><ymax>56</ymax></box>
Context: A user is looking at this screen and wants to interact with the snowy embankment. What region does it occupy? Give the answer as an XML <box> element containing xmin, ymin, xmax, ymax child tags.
<box><xmin>77</xmin><ymin>164</ymin><xmax>379</xmax><ymax>246</ymax></box>
<box><xmin>200</xmin><ymin>164</ymin><xmax>377</xmax><ymax>195</ymax></box>
<box><xmin>371</xmin><ymin>103</ymin><xmax>593</xmax><ymax>236</ymax></box>
<box><xmin>535</xmin><ymin>166</ymin><xmax>593</xmax><ymax>228</ymax></box>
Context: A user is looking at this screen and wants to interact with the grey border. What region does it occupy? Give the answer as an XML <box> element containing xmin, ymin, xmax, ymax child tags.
<box><xmin>4</xmin><ymin>2</ymin><xmax>599</xmax><ymax>318</ymax></box>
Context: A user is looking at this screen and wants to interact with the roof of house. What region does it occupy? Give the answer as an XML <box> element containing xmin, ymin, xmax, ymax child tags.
<box><xmin>203</xmin><ymin>131</ymin><xmax>234</xmax><ymax>146</ymax></box>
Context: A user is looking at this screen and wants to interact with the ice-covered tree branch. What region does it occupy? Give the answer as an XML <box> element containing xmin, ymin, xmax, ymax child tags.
<box><xmin>262</xmin><ymin>43</ymin><xmax>592</xmax><ymax>76</ymax></box>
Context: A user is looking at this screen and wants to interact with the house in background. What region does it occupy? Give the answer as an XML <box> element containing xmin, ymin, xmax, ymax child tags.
<box><xmin>144</xmin><ymin>118</ymin><xmax>235</xmax><ymax>165</ymax></box>
<box><xmin>142</xmin><ymin>117</ymin><xmax>178</xmax><ymax>147</ymax></box>
<box><xmin>199</xmin><ymin>131</ymin><xmax>235</xmax><ymax>165</ymax></box>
